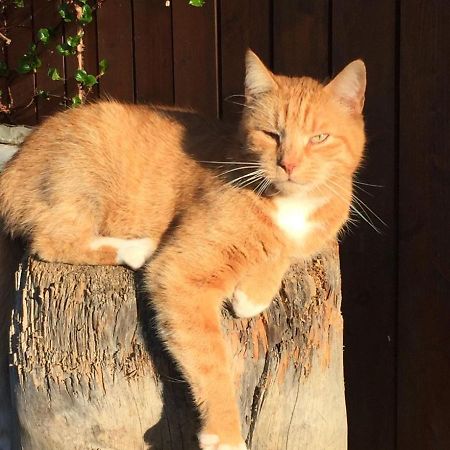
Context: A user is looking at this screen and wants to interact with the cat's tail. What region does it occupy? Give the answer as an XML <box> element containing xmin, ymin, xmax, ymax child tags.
<box><xmin>0</xmin><ymin>144</ymin><xmax>24</xmax><ymax>449</ymax></box>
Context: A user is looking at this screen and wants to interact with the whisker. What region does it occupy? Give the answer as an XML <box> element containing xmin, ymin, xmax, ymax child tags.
<box><xmin>324</xmin><ymin>181</ymin><xmax>382</xmax><ymax>234</ymax></box>
<box><xmin>227</xmin><ymin>170</ymin><xmax>265</xmax><ymax>187</ymax></box>
<box><xmin>214</xmin><ymin>166</ymin><xmax>263</xmax><ymax>178</ymax></box>
<box><xmin>327</xmin><ymin>178</ymin><xmax>386</xmax><ymax>227</ymax></box>
<box><xmin>236</xmin><ymin>174</ymin><xmax>266</xmax><ymax>190</ymax></box>
<box><xmin>199</xmin><ymin>160</ymin><xmax>260</xmax><ymax>166</ymax></box>
<box><xmin>353</xmin><ymin>183</ymin><xmax>374</xmax><ymax>197</ymax></box>
<box><xmin>353</xmin><ymin>180</ymin><xmax>384</xmax><ymax>188</ymax></box>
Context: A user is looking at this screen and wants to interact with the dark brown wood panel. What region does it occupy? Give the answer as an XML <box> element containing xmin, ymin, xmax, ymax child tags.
<box><xmin>332</xmin><ymin>1</ymin><xmax>397</xmax><ymax>449</ymax></box>
<box><xmin>398</xmin><ymin>1</ymin><xmax>450</xmax><ymax>448</ymax></box>
<box><xmin>220</xmin><ymin>0</ymin><xmax>271</xmax><ymax>120</ymax></box>
<box><xmin>1</xmin><ymin>7</ymin><xmax>10</xmax><ymax>123</ymax></box>
<box><xmin>133</xmin><ymin>0</ymin><xmax>173</xmax><ymax>105</ymax></box>
<box><xmin>64</xmin><ymin>7</ymin><xmax>99</xmax><ymax>102</ymax></box>
<box><xmin>6</xmin><ymin>0</ymin><xmax>37</xmax><ymax>125</ymax></box>
<box><xmin>273</xmin><ymin>0</ymin><xmax>329</xmax><ymax>79</ymax></box>
<box><xmin>172</xmin><ymin>0</ymin><xmax>218</xmax><ymax>117</ymax></box>
<box><xmin>97</xmin><ymin>0</ymin><xmax>134</xmax><ymax>102</ymax></box>
<box><xmin>33</xmin><ymin>0</ymin><xmax>66</xmax><ymax>120</ymax></box>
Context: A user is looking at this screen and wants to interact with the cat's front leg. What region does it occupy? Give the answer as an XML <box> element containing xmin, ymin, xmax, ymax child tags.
<box><xmin>232</xmin><ymin>256</ymin><xmax>291</xmax><ymax>319</ymax></box>
<box><xmin>146</xmin><ymin>257</ymin><xmax>247</xmax><ymax>450</ymax></box>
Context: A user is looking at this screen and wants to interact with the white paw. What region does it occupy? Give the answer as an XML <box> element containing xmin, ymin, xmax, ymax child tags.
<box><xmin>198</xmin><ymin>433</ymin><xmax>247</xmax><ymax>450</ymax></box>
<box><xmin>90</xmin><ymin>236</ymin><xmax>156</xmax><ymax>269</ymax></box>
<box><xmin>232</xmin><ymin>289</ymin><xmax>268</xmax><ymax>318</ymax></box>
<box><xmin>116</xmin><ymin>238</ymin><xmax>155</xmax><ymax>269</ymax></box>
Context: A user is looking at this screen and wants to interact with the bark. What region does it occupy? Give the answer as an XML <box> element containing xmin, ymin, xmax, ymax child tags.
<box><xmin>7</xmin><ymin>244</ymin><xmax>346</xmax><ymax>450</ymax></box>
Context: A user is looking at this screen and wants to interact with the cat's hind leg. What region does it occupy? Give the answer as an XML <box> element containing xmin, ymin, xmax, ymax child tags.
<box><xmin>32</xmin><ymin>233</ymin><xmax>155</xmax><ymax>269</ymax></box>
<box><xmin>30</xmin><ymin>209</ymin><xmax>156</xmax><ymax>268</ymax></box>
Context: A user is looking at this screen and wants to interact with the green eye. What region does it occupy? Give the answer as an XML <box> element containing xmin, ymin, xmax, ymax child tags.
<box><xmin>310</xmin><ymin>133</ymin><xmax>329</xmax><ymax>144</ymax></box>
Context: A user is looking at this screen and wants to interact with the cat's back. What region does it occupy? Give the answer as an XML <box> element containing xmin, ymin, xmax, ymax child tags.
<box><xmin>0</xmin><ymin>101</ymin><xmax>234</xmax><ymax>238</ymax></box>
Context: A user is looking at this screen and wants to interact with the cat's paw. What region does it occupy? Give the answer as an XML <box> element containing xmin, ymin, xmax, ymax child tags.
<box><xmin>232</xmin><ymin>289</ymin><xmax>268</xmax><ymax>318</ymax></box>
<box><xmin>198</xmin><ymin>433</ymin><xmax>247</xmax><ymax>450</ymax></box>
<box><xmin>117</xmin><ymin>238</ymin><xmax>155</xmax><ymax>269</ymax></box>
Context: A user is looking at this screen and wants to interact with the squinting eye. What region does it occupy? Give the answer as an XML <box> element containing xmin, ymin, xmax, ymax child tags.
<box><xmin>310</xmin><ymin>133</ymin><xmax>329</xmax><ymax>144</ymax></box>
<box><xmin>261</xmin><ymin>130</ymin><xmax>281</xmax><ymax>144</ymax></box>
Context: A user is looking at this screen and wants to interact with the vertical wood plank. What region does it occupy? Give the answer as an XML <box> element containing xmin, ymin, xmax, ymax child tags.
<box><xmin>273</xmin><ymin>0</ymin><xmax>329</xmax><ymax>79</ymax></box>
<box><xmin>1</xmin><ymin>6</ymin><xmax>9</xmax><ymax>123</ymax></box>
<box><xmin>398</xmin><ymin>1</ymin><xmax>450</xmax><ymax>448</ymax></box>
<box><xmin>64</xmin><ymin>7</ymin><xmax>99</xmax><ymax>103</ymax></box>
<box><xmin>220</xmin><ymin>0</ymin><xmax>271</xmax><ymax>121</ymax></box>
<box><xmin>133</xmin><ymin>0</ymin><xmax>173</xmax><ymax>105</ymax></box>
<box><xmin>331</xmin><ymin>1</ymin><xmax>397</xmax><ymax>449</ymax></box>
<box><xmin>5</xmin><ymin>1</ymin><xmax>37</xmax><ymax>125</ymax></box>
<box><xmin>172</xmin><ymin>0</ymin><xmax>218</xmax><ymax>117</ymax></box>
<box><xmin>33</xmin><ymin>0</ymin><xmax>66</xmax><ymax>121</ymax></box>
<box><xmin>97</xmin><ymin>0</ymin><xmax>134</xmax><ymax>102</ymax></box>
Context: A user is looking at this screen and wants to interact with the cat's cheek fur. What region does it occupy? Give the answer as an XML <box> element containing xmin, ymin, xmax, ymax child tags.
<box><xmin>198</xmin><ymin>433</ymin><xmax>247</xmax><ymax>450</ymax></box>
<box><xmin>89</xmin><ymin>237</ymin><xmax>156</xmax><ymax>269</ymax></box>
<box><xmin>232</xmin><ymin>289</ymin><xmax>269</xmax><ymax>318</ymax></box>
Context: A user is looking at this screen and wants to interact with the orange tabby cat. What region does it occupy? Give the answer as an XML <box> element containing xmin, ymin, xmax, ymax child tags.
<box><xmin>0</xmin><ymin>51</ymin><xmax>366</xmax><ymax>449</ymax></box>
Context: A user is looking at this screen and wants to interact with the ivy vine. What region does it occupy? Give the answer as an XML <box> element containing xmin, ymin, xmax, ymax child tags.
<box><xmin>0</xmin><ymin>0</ymin><xmax>205</xmax><ymax>120</ymax></box>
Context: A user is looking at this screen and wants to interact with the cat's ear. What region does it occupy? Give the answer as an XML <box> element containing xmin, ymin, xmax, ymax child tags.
<box><xmin>325</xmin><ymin>60</ymin><xmax>366</xmax><ymax>113</ymax></box>
<box><xmin>245</xmin><ymin>50</ymin><xmax>277</xmax><ymax>97</ymax></box>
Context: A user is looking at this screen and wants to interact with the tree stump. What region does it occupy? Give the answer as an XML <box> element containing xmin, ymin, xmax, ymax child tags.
<box><xmin>7</xmin><ymin>243</ymin><xmax>346</xmax><ymax>450</ymax></box>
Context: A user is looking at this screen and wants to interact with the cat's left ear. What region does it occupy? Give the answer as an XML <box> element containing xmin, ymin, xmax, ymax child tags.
<box><xmin>325</xmin><ymin>60</ymin><xmax>366</xmax><ymax>113</ymax></box>
<box><xmin>245</xmin><ymin>50</ymin><xmax>277</xmax><ymax>98</ymax></box>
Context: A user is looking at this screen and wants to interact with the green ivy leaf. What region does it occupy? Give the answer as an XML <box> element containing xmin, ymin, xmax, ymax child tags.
<box><xmin>0</xmin><ymin>61</ymin><xmax>8</xmax><ymax>77</ymax></box>
<box><xmin>48</xmin><ymin>67</ymin><xmax>62</xmax><ymax>81</ymax></box>
<box><xmin>17</xmin><ymin>45</ymin><xmax>41</xmax><ymax>74</ymax></box>
<box><xmin>37</xmin><ymin>28</ymin><xmax>50</xmax><ymax>44</ymax></box>
<box><xmin>74</xmin><ymin>69</ymin><xmax>97</xmax><ymax>87</ymax></box>
<box><xmin>58</xmin><ymin>3</ymin><xmax>75</xmax><ymax>22</ymax></box>
<box><xmin>189</xmin><ymin>0</ymin><xmax>205</xmax><ymax>6</ymax></box>
<box><xmin>17</xmin><ymin>61</ymin><xmax>31</xmax><ymax>74</ymax></box>
<box><xmin>36</xmin><ymin>89</ymin><xmax>50</xmax><ymax>100</ymax></box>
<box><xmin>56</xmin><ymin>43</ymin><xmax>76</xmax><ymax>56</ymax></box>
<box><xmin>84</xmin><ymin>74</ymin><xmax>97</xmax><ymax>87</ymax></box>
<box><xmin>79</xmin><ymin>4</ymin><xmax>93</xmax><ymax>24</ymax></box>
<box><xmin>66</xmin><ymin>34</ymin><xmax>81</xmax><ymax>48</ymax></box>
<box><xmin>98</xmin><ymin>58</ymin><xmax>108</xmax><ymax>75</ymax></box>
<box><xmin>13</xmin><ymin>0</ymin><xmax>25</xmax><ymax>7</ymax></box>
<box><xmin>74</xmin><ymin>68</ymin><xmax>88</xmax><ymax>83</ymax></box>
<box><xmin>71</xmin><ymin>95</ymin><xmax>82</xmax><ymax>107</ymax></box>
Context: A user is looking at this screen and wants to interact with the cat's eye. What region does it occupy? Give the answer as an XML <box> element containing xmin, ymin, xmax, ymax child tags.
<box><xmin>261</xmin><ymin>130</ymin><xmax>281</xmax><ymax>144</ymax></box>
<box><xmin>310</xmin><ymin>133</ymin><xmax>329</xmax><ymax>144</ymax></box>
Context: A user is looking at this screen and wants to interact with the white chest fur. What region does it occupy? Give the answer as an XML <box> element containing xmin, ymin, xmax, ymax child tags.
<box><xmin>272</xmin><ymin>194</ymin><xmax>328</xmax><ymax>242</ymax></box>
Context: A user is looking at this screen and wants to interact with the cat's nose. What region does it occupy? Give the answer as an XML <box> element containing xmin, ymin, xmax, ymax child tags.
<box><xmin>278</xmin><ymin>160</ymin><xmax>297</xmax><ymax>176</ymax></box>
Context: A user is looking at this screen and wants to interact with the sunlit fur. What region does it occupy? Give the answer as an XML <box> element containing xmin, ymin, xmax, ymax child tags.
<box><xmin>0</xmin><ymin>51</ymin><xmax>366</xmax><ymax>449</ymax></box>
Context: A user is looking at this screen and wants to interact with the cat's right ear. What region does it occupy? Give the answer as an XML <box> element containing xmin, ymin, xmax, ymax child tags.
<box><xmin>245</xmin><ymin>50</ymin><xmax>277</xmax><ymax>98</ymax></box>
<box><xmin>325</xmin><ymin>60</ymin><xmax>366</xmax><ymax>113</ymax></box>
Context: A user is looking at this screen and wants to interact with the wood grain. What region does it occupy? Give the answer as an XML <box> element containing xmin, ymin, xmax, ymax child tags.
<box><xmin>9</xmin><ymin>245</ymin><xmax>346</xmax><ymax>449</ymax></box>
<box><xmin>331</xmin><ymin>1</ymin><xmax>398</xmax><ymax>448</ymax></box>
<box><xmin>32</xmin><ymin>0</ymin><xmax>66</xmax><ymax>120</ymax></box>
<box><xmin>96</xmin><ymin>0</ymin><xmax>134</xmax><ymax>101</ymax></box>
<box><xmin>220</xmin><ymin>0</ymin><xmax>271</xmax><ymax>120</ymax></box>
<box><xmin>133</xmin><ymin>0</ymin><xmax>173</xmax><ymax>105</ymax></box>
<box><xmin>172</xmin><ymin>0</ymin><xmax>219</xmax><ymax>117</ymax></box>
<box><xmin>5</xmin><ymin>0</ymin><xmax>37</xmax><ymax>125</ymax></box>
<box><xmin>273</xmin><ymin>0</ymin><xmax>329</xmax><ymax>79</ymax></box>
<box><xmin>398</xmin><ymin>1</ymin><xmax>450</xmax><ymax>448</ymax></box>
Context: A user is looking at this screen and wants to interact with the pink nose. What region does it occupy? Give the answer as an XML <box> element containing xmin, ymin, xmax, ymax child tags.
<box><xmin>279</xmin><ymin>161</ymin><xmax>297</xmax><ymax>176</ymax></box>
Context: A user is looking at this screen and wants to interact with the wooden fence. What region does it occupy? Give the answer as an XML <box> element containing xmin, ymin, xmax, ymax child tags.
<box><xmin>1</xmin><ymin>1</ymin><xmax>449</xmax><ymax>449</ymax></box>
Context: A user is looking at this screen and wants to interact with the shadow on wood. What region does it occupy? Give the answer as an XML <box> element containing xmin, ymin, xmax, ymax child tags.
<box><xmin>7</xmin><ymin>244</ymin><xmax>346</xmax><ymax>450</ymax></box>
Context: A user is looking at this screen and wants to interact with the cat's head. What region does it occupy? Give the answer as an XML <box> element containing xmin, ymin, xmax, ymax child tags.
<box><xmin>241</xmin><ymin>50</ymin><xmax>366</xmax><ymax>197</ymax></box>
